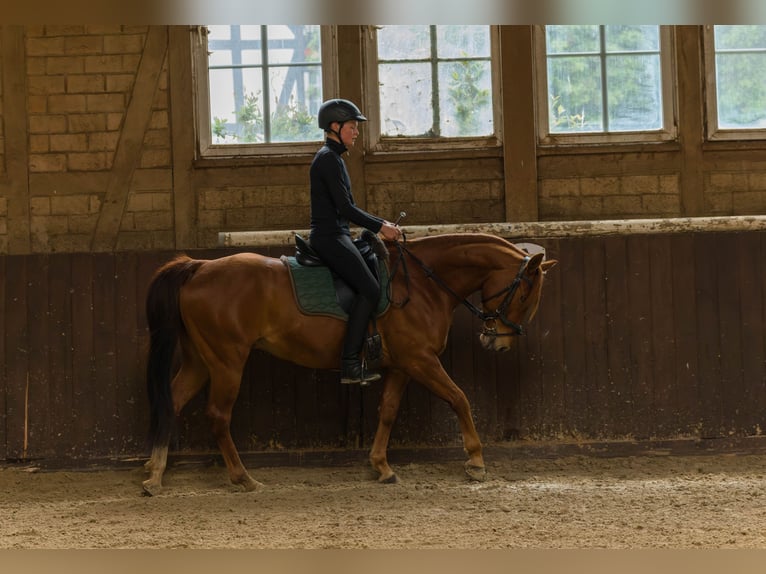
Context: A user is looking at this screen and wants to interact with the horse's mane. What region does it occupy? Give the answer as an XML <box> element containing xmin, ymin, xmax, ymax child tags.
<box><xmin>395</xmin><ymin>232</ymin><xmax>528</xmax><ymax>257</ymax></box>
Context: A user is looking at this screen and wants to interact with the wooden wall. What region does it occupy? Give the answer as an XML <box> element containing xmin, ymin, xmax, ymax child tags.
<box><xmin>1</xmin><ymin>229</ymin><xmax>764</xmax><ymax>463</ymax></box>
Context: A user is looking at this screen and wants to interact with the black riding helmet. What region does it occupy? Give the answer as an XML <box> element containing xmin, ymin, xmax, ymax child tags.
<box><xmin>317</xmin><ymin>99</ymin><xmax>367</xmax><ymax>131</ymax></box>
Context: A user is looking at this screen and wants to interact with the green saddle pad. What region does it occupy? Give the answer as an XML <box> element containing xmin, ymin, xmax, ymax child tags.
<box><xmin>281</xmin><ymin>256</ymin><xmax>390</xmax><ymax>320</ymax></box>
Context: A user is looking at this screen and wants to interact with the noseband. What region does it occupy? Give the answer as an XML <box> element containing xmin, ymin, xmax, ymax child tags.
<box><xmin>389</xmin><ymin>241</ymin><xmax>533</xmax><ymax>338</ymax></box>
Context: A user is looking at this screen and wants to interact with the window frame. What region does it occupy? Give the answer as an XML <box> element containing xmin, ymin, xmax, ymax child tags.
<box><xmin>533</xmin><ymin>25</ymin><xmax>677</xmax><ymax>147</ymax></box>
<box><xmin>363</xmin><ymin>25</ymin><xmax>503</xmax><ymax>154</ymax></box>
<box><xmin>703</xmin><ymin>25</ymin><xmax>766</xmax><ymax>142</ymax></box>
<box><xmin>192</xmin><ymin>25</ymin><xmax>339</xmax><ymax>159</ymax></box>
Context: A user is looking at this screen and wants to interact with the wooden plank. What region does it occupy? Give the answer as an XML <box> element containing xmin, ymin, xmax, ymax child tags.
<box><xmin>603</xmin><ymin>237</ymin><xmax>634</xmax><ymax>436</ymax></box>
<box><xmin>113</xmin><ymin>252</ymin><xmax>143</xmax><ymax>454</ymax></box>
<box><xmin>626</xmin><ymin>236</ymin><xmax>654</xmax><ymax>439</ymax></box>
<box><xmin>536</xmin><ymin>238</ymin><xmax>566</xmax><ymax>437</ymax></box>
<box><xmin>648</xmin><ymin>235</ymin><xmax>679</xmax><ymax>436</ymax></box>
<box><xmin>581</xmin><ymin>238</ymin><xmax>610</xmax><ymax>437</ymax></box>
<box><xmin>246</xmin><ymin>350</ymin><xmax>277</xmax><ymax>450</ymax></box>
<box><xmin>501</xmin><ymin>25</ymin><xmax>537</xmax><ymax>222</ymax></box>
<box><xmin>220</xmin><ymin>216</ymin><xmax>766</xmax><ymax>248</ymax></box>
<box><xmin>670</xmin><ymin>234</ymin><xmax>700</xmax><ymax>432</ymax></box>
<box><xmin>2</xmin><ymin>26</ymin><xmax>31</xmax><ymax>253</ymax></box>
<box><xmin>717</xmin><ymin>234</ymin><xmax>745</xmax><ymax>433</ymax></box>
<box><xmin>449</xmin><ymin>303</ymin><xmax>480</xmax><ymax>441</ymax></box>
<box><xmin>694</xmin><ymin>234</ymin><xmax>723</xmax><ymax>437</ymax></box>
<box><xmin>737</xmin><ymin>233</ymin><xmax>766</xmax><ymax>432</ymax></box>
<box><xmin>4</xmin><ymin>256</ymin><xmax>28</xmax><ymax>458</ymax></box>
<box><xmin>0</xmin><ymin>257</ymin><xmax>6</xmax><ymax>459</ymax></box>
<box><xmin>168</xmin><ymin>26</ymin><xmax>197</xmax><ymax>249</ymax></box>
<box><xmin>25</xmin><ymin>255</ymin><xmax>51</xmax><ymax>457</ymax></box>
<box><xmin>676</xmin><ymin>25</ymin><xmax>705</xmax><ymax>216</ymax></box>
<box><xmin>46</xmin><ymin>255</ymin><xmax>74</xmax><ymax>456</ymax></box>
<box><xmin>91</xmin><ymin>26</ymin><xmax>169</xmax><ymax>251</ymax></box>
<box><xmin>93</xmin><ymin>253</ymin><xmax>119</xmax><ymax>453</ymax></box>
<box><xmin>559</xmin><ymin>239</ymin><xmax>589</xmax><ymax>436</ymax></box>
<box><xmin>70</xmin><ymin>255</ymin><xmax>96</xmax><ymax>455</ymax></box>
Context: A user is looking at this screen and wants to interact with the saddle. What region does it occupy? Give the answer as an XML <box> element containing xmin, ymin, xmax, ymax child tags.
<box><xmin>284</xmin><ymin>230</ymin><xmax>389</xmax><ymax>366</ymax></box>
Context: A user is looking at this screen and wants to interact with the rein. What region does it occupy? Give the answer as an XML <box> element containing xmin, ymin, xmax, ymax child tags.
<box><xmin>388</xmin><ymin>237</ymin><xmax>532</xmax><ymax>337</ymax></box>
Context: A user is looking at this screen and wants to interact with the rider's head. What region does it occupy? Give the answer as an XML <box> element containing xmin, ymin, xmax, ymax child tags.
<box><xmin>317</xmin><ymin>99</ymin><xmax>367</xmax><ymax>147</ymax></box>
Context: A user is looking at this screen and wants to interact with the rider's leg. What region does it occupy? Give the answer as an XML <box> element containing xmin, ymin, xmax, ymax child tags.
<box><xmin>310</xmin><ymin>233</ymin><xmax>381</xmax><ymax>384</ymax></box>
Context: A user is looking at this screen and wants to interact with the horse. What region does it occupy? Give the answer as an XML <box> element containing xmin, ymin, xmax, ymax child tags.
<box><xmin>141</xmin><ymin>232</ymin><xmax>557</xmax><ymax>495</ymax></box>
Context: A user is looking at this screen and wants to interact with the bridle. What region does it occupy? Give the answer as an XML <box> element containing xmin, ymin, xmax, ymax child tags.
<box><xmin>388</xmin><ymin>239</ymin><xmax>535</xmax><ymax>338</ymax></box>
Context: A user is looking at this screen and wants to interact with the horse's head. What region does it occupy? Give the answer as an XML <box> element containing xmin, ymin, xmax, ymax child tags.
<box><xmin>478</xmin><ymin>244</ymin><xmax>557</xmax><ymax>352</ymax></box>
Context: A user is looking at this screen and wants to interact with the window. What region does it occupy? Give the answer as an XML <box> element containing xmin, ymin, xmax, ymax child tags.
<box><xmin>705</xmin><ymin>25</ymin><xmax>766</xmax><ymax>140</ymax></box>
<box><xmin>535</xmin><ymin>25</ymin><xmax>676</xmax><ymax>145</ymax></box>
<box><xmin>193</xmin><ymin>25</ymin><xmax>337</xmax><ymax>157</ymax></box>
<box><xmin>365</xmin><ymin>25</ymin><xmax>501</xmax><ymax>151</ymax></box>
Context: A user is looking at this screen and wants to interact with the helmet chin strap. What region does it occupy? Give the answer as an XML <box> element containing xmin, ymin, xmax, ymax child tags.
<box><xmin>328</xmin><ymin>121</ymin><xmax>345</xmax><ymax>142</ymax></box>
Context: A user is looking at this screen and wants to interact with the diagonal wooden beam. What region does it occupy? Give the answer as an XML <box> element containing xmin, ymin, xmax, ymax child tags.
<box><xmin>91</xmin><ymin>25</ymin><xmax>168</xmax><ymax>251</ymax></box>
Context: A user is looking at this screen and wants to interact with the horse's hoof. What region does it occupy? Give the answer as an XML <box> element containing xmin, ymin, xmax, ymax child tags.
<box><xmin>238</xmin><ymin>477</ymin><xmax>264</xmax><ymax>492</ymax></box>
<box><xmin>378</xmin><ymin>473</ymin><xmax>399</xmax><ymax>484</ymax></box>
<box><xmin>464</xmin><ymin>463</ymin><xmax>487</xmax><ymax>482</ymax></box>
<box><xmin>142</xmin><ymin>480</ymin><xmax>162</xmax><ymax>497</ymax></box>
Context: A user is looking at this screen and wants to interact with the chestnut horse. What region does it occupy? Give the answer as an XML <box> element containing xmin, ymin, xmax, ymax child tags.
<box><xmin>142</xmin><ymin>233</ymin><xmax>557</xmax><ymax>495</ymax></box>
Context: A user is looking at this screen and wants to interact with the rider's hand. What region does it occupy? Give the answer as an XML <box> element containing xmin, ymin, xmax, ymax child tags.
<box><xmin>379</xmin><ymin>222</ymin><xmax>402</xmax><ymax>241</ymax></box>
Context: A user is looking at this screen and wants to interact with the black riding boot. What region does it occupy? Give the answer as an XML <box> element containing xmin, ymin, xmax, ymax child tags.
<box><xmin>340</xmin><ymin>357</ymin><xmax>381</xmax><ymax>385</ymax></box>
<box><xmin>340</xmin><ymin>295</ymin><xmax>381</xmax><ymax>385</ymax></box>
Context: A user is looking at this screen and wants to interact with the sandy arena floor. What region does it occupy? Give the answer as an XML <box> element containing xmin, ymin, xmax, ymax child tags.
<box><xmin>2</xmin><ymin>451</ymin><xmax>766</xmax><ymax>549</ymax></box>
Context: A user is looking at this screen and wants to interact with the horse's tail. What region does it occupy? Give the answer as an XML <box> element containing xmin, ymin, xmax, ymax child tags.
<box><xmin>145</xmin><ymin>255</ymin><xmax>204</xmax><ymax>450</ymax></box>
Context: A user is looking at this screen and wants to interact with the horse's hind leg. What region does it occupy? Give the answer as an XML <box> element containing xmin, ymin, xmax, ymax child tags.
<box><xmin>143</xmin><ymin>338</ymin><xmax>209</xmax><ymax>496</ymax></box>
<box><xmin>206</xmin><ymin>366</ymin><xmax>262</xmax><ymax>492</ymax></box>
<box><xmin>370</xmin><ymin>369</ymin><xmax>410</xmax><ymax>483</ymax></box>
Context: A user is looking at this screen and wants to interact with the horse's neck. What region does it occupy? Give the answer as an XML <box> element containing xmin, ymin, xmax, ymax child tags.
<box><xmin>415</xmin><ymin>236</ymin><xmax>509</xmax><ymax>297</ymax></box>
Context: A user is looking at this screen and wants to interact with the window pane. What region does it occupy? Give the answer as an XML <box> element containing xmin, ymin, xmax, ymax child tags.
<box><xmin>379</xmin><ymin>62</ymin><xmax>433</xmax><ymax>136</ymax></box>
<box><xmin>439</xmin><ymin>60</ymin><xmax>493</xmax><ymax>136</ymax></box>
<box><xmin>206</xmin><ymin>25</ymin><xmax>325</xmax><ymax>145</ymax></box>
<box><xmin>605</xmin><ymin>25</ymin><xmax>659</xmax><ymax>52</ymax></box>
<box><xmin>269</xmin><ymin>66</ymin><xmax>324</xmax><ymax>142</ymax></box>
<box><xmin>546</xmin><ymin>25</ymin><xmax>600</xmax><ymax>54</ymax></box>
<box><xmin>714</xmin><ymin>26</ymin><xmax>766</xmax><ymax>129</ymax></box>
<box><xmin>210</xmin><ymin>67</ymin><xmax>265</xmax><ymax>143</ymax></box>
<box><xmin>377</xmin><ymin>25</ymin><xmax>494</xmax><ymax>140</ymax></box>
<box><xmin>606</xmin><ymin>55</ymin><xmax>662</xmax><ymax>131</ymax></box>
<box><xmin>715</xmin><ymin>25</ymin><xmax>766</xmax><ymax>50</ymax></box>
<box><xmin>267</xmin><ymin>25</ymin><xmax>321</xmax><ymax>65</ymax></box>
<box><xmin>545</xmin><ymin>25</ymin><xmax>665</xmax><ymax>135</ymax></box>
<box><xmin>547</xmin><ymin>56</ymin><xmax>603</xmax><ymax>133</ymax></box>
<box><xmin>716</xmin><ymin>53</ymin><xmax>766</xmax><ymax>128</ymax></box>
<box><xmin>436</xmin><ymin>26</ymin><xmax>490</xmax><ymax>59</ymax></box>
<box><xmin>377</xmin><ymin>25</ymin><xmax>431</xmax><ymax>60</ymax></box>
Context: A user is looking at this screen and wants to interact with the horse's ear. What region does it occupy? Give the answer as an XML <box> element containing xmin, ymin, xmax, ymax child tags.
<box><xmin>541</xmin><ymin>259</ymin><xmax>558</xmax><ymax>272</ymax></box>
<box><xmin>526</xmin><ymin>252</ymin><xmax>545</xmax><ymax>272</ymax></box>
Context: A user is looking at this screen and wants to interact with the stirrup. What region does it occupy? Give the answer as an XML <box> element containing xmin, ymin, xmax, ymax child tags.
<box><xmin>340</xmin><ymin>359</ymin><xmax>381</xmax><ymax>386</ymax></box>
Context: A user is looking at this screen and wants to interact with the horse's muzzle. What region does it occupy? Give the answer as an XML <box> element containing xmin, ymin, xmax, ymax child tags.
<box><xmin>480</xmin><ymin>331</ymin><xmax>514</xmax><ymax>352</ymax></box>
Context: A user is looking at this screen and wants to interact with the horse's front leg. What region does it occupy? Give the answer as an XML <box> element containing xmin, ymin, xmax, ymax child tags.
<box><xmin>369</xmin><ymin>368</ymin><xmax>410</xmax><ymax>483</ymax></box>
<box><xmin>406</xmin><ymin>353</ymin><xmax>487</xmax><ymax>482</ymax></box>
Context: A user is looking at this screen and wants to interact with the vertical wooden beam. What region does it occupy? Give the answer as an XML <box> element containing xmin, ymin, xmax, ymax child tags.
<box><xmin>501</xmin><ymin>26</ymin><xmax>538</xmax><ymax>223</ymax></box>
<box><xmin>91</xmin><ymin>26</ymin><xmax>168</xmax><ymax>252</ymax></box>
<box><xmin>676</xmin><ymin>26</ymin><xmax>705</xmax><ymax>216</ymax></box>
<box><xmin>2</xmin><ymin>26</ymin><xmax>31</xmax><ymax>254</ymax></box>
<box><xmin>168</xmin><ymin>26</ymin><xmax>197</xmax><ymax>249</ymax></box>
<box><xmin>336</xmin><ymin>25</ymin><xmax>369</xmax><ymax>210</ymax></box>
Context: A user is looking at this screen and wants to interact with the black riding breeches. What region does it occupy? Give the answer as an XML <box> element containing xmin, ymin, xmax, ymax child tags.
<box><xmin>309</xmin><ymin>233</ymin><xmax>381</xmax><ymax>358</ymax></box>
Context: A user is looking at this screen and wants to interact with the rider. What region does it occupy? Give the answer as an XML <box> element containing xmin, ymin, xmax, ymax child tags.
<box><xmin>309</xmin><ymin>98</ymin><xmax>402</xmax><ymax>385</ymax></box>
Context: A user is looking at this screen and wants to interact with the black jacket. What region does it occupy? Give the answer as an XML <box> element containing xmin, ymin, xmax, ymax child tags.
<box><xmin>309</xmin><ymin>138</ymin><xmax>384</xmax><ymax>238</ymax></box>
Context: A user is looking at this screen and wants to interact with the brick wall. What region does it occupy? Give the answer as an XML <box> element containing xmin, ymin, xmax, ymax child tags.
<box><xmin>0</xmin><ymin>25</ymin><xmax>765</xmax><ymax>255</ymax></box>
<box><xmin>539</xmin><ymin>175</ymin><xmax>681</xmax><ymax>221</ymax></box>
<box><xmin>23</xmin><ymin>25</ymin><xmax>174</xmax><ymax>252</ymax></box>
